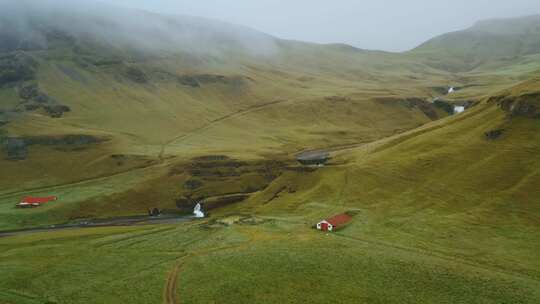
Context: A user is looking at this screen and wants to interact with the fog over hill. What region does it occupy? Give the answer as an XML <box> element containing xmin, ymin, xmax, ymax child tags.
<box><xmin>1</xmin><ymin>2</ymin><xmax>540</xmax><ymax>304</ymax></box>
<box><xmin>3</xmin><ymin>0</ymin><xmax>540</xmax><ymax>60</ymax></box>
<box><xmin>108</xmin><ymin>0</ymin><xmax>540</xmax><ymax>51</ymax></box>
<box><xmin>0</xmin><ymin>0</ymin><xmax>278</xmax><ymax>56</ymax></box>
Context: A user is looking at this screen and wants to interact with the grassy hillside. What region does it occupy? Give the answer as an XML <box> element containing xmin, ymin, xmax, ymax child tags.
<box><xmin>1</xmin><ymin>0</ymin><xmax>539</xmax><ymax>234</ymax></box>
<box><xmin>0</xmin><ymin>1</ymin><xmax>459</xmax><ymax>198</ymax></box>
<box><xmin>411</xmin><ymin>15</ymin><xmax>540</xmax><ymax>72</ymax></box>
<box><xmin>1</xmin><ymin>79</ymin><xmax>539</xmax><ymax>303</ymax></box>
<box><xmin>1</xmin><ymin>3</ymin><xmax>540</xmax><ymax>303</ymax></box>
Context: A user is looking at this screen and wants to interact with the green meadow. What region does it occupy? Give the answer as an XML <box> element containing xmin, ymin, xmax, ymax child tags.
<box><xmin>1</xmin><ymin>4</ymin><xmax>540</xmax><ymax>304</ymax></box>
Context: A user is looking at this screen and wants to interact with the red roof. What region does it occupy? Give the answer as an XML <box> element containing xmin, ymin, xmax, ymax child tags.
<box><xmin>21</xmin><ymin>196</ymin><xmax>57</xmax><ymax>204</ymax></box>
<box><xmin>326</xmin><ymin>214</ymin><xmax>352</xmax><ymax>227</ymax></box>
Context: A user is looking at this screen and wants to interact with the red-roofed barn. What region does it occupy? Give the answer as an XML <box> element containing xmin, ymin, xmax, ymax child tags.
<box><xmin>17</xmin><ymin>196</ymin><xmax>57</xmax><ymax>208</ymax></box>
<box><xmin>316</xmin><ymin>214</ymin><xmax>352</xmax><ymax>232</ymax></box>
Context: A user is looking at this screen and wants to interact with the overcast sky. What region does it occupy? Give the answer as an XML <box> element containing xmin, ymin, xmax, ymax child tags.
<box><xmin>106</xmin><ymin>0</ymin><xmax>540</xmax><ymax>51</ymax></box>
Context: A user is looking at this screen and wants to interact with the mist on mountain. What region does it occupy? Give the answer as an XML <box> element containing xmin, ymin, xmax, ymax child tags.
<box><xmin>0</xmin><ymin>0</ymin><xmax>278</xmax><ymax>56</ymax></box>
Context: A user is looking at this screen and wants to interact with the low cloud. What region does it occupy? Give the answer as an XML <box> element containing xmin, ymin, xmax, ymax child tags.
<box><xmin>0</xmin><ymin>0</ymin><xmax>279</xmax><ymax>57</ymax></box>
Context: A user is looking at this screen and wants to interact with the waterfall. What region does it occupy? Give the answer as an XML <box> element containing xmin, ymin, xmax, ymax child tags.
<box><xmin>193</xmin><ymin>203</ymin><xmax>205</xmax><ymax>218</ymax></box>
<box><xmin>454</xmin><ymin>106</ymin><xmax>465</xmax><ymax>114</ymax></box>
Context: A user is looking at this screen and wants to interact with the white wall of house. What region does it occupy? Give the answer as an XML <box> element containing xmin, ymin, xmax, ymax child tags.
<box><xmin>317</xmin><ymin>221</ymin><xmax>335</xmax><ymax>231</ymax></box>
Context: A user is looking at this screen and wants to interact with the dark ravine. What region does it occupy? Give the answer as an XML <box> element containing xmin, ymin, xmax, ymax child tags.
<box><xmin>490</xmin><ymin>92</ymin><xmax>540</xmax><ymax>119</ymax></box>
<box><xmin>375</xmin><ymin>97</ymin><xmax>441</xmax><ymax>120</ymax></box>
<box><xmin>2</xmin><ymin>134</ymin><xmax>108</xmax><ymax>160</ymax></box>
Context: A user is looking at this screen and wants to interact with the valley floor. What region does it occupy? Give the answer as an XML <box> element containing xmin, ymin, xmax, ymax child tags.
<box><xmin>1</xmin><ymin>31</ymin><xmax>540</xmax><ymax>302</ymax></box>
<box><xmin>1</xmin><ymin>96</ymin><xmax>539</xmax><ymax>303</ymax></box>
<box><xmin>1</xmin><ymin>215</ymin><xmax>539</xmax><ymax>304</ymax></box>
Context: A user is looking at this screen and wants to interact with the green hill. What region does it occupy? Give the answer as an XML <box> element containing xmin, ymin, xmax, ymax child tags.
<box><xmin>1</xmin><ymin>74</ymin><xmax>538</xmax><ymax>304</ymax></box>
<box><xmin>0</xmin><ymin>1</ymin><xmax>455</xmax><ymax>198</ymax></box>
<box><xmin>1</xmin><ymin>2</ymin><xmax>540</xmax><ymax>303</ymax></box>
<box><xmin>412</xmin><ymin>15</ymin><xmax>540</xmax><ymax>72</ymax></box>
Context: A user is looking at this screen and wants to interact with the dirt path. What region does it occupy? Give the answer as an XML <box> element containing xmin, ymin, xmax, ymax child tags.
<box><xmin>160</xmin><ymin>98</ymin><xmax>291</xmax><ymax>152</ymax></box>
<box><xmin>0</xmin><ymin>161</ymin><xmax>166</xmax><ymax>200</ymax></box>
<box><xmin>164</xmin><ymin>261</ymin><xmax>183</xmax><ymax>304</ymax></box>
<box><xmin>163</xmin><ymin>239</ymin><xmax>255</xmax><ymax>304</ymax></box>
<box><xmin>1</xmin><ymin>99</ymin><xmax>291</xmax><ymax>199</ymax></box>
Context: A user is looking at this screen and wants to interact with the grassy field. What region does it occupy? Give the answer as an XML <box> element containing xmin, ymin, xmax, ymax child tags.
<box><xmin>1</xmin><ymin>7</ymin><xmax>540</xmax><ymax>304</ymax></box>
<box><xmin>1</xmin><ymin>212</ymin><xmax>539</xmax><ymax>304</ymax></box>
<box><xmin>1</xmin><ymin>82</ymin><xmax>540</xmax><ymax>303</ymax></box>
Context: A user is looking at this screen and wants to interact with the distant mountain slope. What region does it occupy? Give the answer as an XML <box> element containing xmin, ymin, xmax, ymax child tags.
<box><xmin>0</xmin><ymin>0</ymin><xmax>278</xmax><ymax>57</ymax></box>
<box><xmin>1</xmin><ymin>0</ymin><xmax>539</xmax><ymax>220</ymax></box>
<box><xmin>0</xmin><ymin>0</ymin><xmax>456</xmax><ymax>196</ymax></box>
<box><xmin>411</xmin><ymin>15</ymin><xmax>540</xmax><ymax>72</ymax></box>
<box><xmin>245</xmin><ymin>74</ymin><xmax>540</xmax><ymax>285</ymax></box>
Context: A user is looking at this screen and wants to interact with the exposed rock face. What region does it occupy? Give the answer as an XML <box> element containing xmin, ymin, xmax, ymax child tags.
<box><xmin>0</xmin><ymin>111</ymin><xmax>10</xmax><ymax>126</ymax></box>
<box><xmin>485</xmin><ymin>129</ymin><xmax>505</xmax><ymax>140</ymax></box>
<box><xmin>3</xmin><ymin>134</ymin><xmax>106</xmax><ymax>160</ymax></box>
<box><xmin>175</xmin><ymin>195</ymin><xmax>203</xmax><ymax>213</ymax></box>
<box><xmin>44</xmin><ymin>105</ymin><xmax>71</xmax><ymax>118</ymax></box>
<box><xmin>33</xmin><ymin>93</ymin><xmax>52</xmax><ymax>103</ymax></box>
<box><xmin>0</xmin><ymin>53</ymin><xmax>38</xmax><ymax>87</ymax></box>
<box><xmin>204</xmin><ymin>195</ymin><xmax>249</xmax><ymax>210</ymax></box>
<box><xmin>184</xmin><ymin>179</ymin><xmax>203</xmax><ymax>190</ymax></box>
<box><xmin>0</xmin><ymin>110</ymin><xmax>16</xmax><ymax>127</ymax></box>
<box><xmin>16</xmin><ymin>84</ymin><xmax>72</xmax><ymax>118</ymax></box>
<box><xmin>296</xmin><ymin>151</ymin><xmax>330</xmax><ymax>166</ymax></box>
<box><xmin>433</xmin><ymin>99</ymin><xmax>454</xmax><ymax>115</ymax></box>
<box><xmin>24</xmin><ymin>104</ymin><xmax>40</xmax><ymax>111</ymax></box>
<box><xmin>325</xmin><ymin>96</ymin><xmax>351</xmax><ymax>102</ymax></box>
<box><xmin>148</xmin><ymin>208</ymin><xmax>162</xmax><ymax>217</ymax></box>
<box><xmin>187</xmin><ymin>158</ymin><xmax>248</xmax><ymax>177</ymax></box>
<box><xmin>24</xmin><ymin>134</ymin><xmax>104</xmax><ymax>146</ymax></box>
<box><xmin>176</xmin><ymin>194</ymin><xmax>249</xmax><ymax>213</ymax></box>
<box><xmin>177</xmin><ymin>74</ymin><xmax>245</xmax><ymax>88</ymax></box>
<box><xmin>375</xmin><ymin>97</ymin><xmax>440</xmax><ymax>120</ymax></box>
<box><xmin>173</xmin><ymin>156</ymin><xmax>286</xmax><ymax>213</ymax></box>
<box><xmin>490</xmin><ymin>92</ymin><xmax>540</xmax><ymax>119</ymax></box>
<box><xmin>124</xmin><ymin>67</ymin><xmax>148</xmax><ymax>83</ymax></box>
<box><xmin>192</xmin><ymin>155</ymin><xmax>230</xmax><ymax>162</ymax></box>
<box><xmin>433</xmin><ymin>99</ymin><xmax>475</xmax><ymax>115</ymax></box>
<box><xmin>431</xmin><ymin>86</ymin><xmax>450</xmax><ymax>95</ymax></box>
<box><xmin>5</xmin><ymin>138</ymin><xmax>27</xmax><ymax>160</ymax></box>
<box><xmin>178</xmin><ymin>75</ymin><xmax>200</xmax><ymax>87</ymax></box>
<box><xmin>18</xmin><ymin>83</ymin><xmax>39</xmax><ymax>100</ymax></box>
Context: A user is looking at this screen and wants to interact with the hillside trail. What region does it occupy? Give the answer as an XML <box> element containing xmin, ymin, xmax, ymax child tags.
<box><xmin>164</xmin><ymin>261</ymin><xmax>182</xmax><ymax>304</ymax></box>
<box><xmin>159</xmin><ymin>98</ymin><xmax>292</xmax><ymax>158</ymax></box>
<box><xmin>0</xmin><ymin>161</ymin><xmax>168</xmax><ymax>200</ymax></box>
<box><xmin>2</xmin><ymin>98</ymin><xmax>293</xmax><ymax>198</ymax></box>
<box><xmin>163</xmin><ymin>239</ymin><xmax>255</xmax><ymax>304</ymax></box>
<box><xmin>3</xmin><ymin>94</ymin><xmax>473</xmax><ymax>201</ymax></box>
<box><xmin>1</xmin><ymin>97</ymin><xmax>290</xmax><ymax>196</ymax></box>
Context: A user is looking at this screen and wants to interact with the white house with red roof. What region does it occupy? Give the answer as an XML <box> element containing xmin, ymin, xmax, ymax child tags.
<box><xmin>316</xmin><ymin>213</ymin><xmax>352</xmax><ymax>232</ymax></box>
<box><xmin>17</xmin><ymin>196</ymin><xmax>57</xmax><ymax>208</ymax></box>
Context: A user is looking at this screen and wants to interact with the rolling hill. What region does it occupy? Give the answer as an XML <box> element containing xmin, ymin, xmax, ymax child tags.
<box><xmin>412</xmin><ymin>14</ymin><xmax>540</xmax><ymax>72</ymax></box>
<box><xmin>1</xmin><ymin>2</ymin><xmax>540</xmax><ymax>303</ymax></box>
<box><xmin>0</xmin><ymin>0</ymin><xmax>456</xmax><ymax>198</ymax></box>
